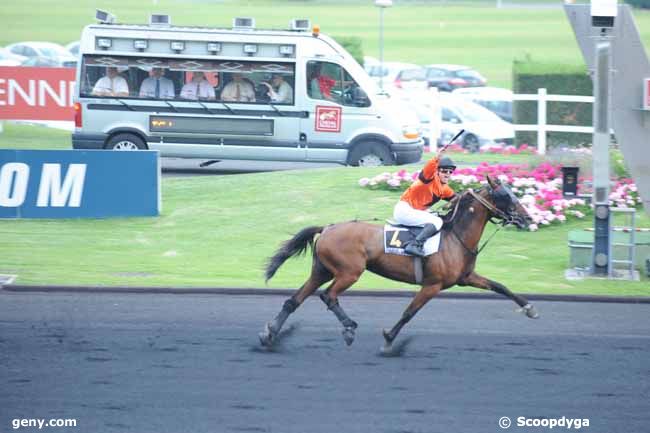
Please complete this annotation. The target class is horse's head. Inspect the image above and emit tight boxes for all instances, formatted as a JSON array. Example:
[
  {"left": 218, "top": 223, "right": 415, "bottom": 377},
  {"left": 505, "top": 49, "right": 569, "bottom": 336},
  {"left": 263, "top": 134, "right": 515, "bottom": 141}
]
[{"left": 485, "top": 175, "right": 532, "bottom": 229}]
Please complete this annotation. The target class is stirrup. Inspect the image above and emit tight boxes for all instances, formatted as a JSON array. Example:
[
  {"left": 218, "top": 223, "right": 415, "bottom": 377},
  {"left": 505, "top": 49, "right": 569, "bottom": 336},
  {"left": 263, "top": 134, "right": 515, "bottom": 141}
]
[{"left": 405, "top": 243, "right": 425, "bottom": 257}]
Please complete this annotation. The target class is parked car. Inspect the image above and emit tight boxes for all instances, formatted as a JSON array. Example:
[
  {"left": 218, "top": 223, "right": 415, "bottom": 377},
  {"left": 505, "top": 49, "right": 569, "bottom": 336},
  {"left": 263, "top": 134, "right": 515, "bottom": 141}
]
[
  {"left": 424, "top": 64, "right": 487, "bottom": 91},
  {"left": 438, "top": 93, "right": 513, "bottom": 152},
  {"left": 65, "top": 40, "right": 80, "bottom": 57},
  {"left": 21, "top": 56, "right": 76, "bottom": 67},
  {"left": 367, "top": 61, "right": 428, "bottom": 95},
  {"left": 6, "top": 41, "right": 77, "bottom": 68},
  {"left": 363, "top": 55, "right": 378, "bottom": 74},
  {"left": 452, "top": 86, "right": 513, "bottom": 122},
  {"left": 0, "top": 47, "right": 26, "bottom": 66}
]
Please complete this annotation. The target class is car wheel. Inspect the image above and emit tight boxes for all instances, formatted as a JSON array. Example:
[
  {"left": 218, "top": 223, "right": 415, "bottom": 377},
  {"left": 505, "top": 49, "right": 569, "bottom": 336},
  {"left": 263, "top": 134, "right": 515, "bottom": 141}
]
[
  {"left": 347, "top": 141, "right": 395, "bottom": 167},
  {"left": 463, "top": 134, "right": 480, "bottom": 153},
  {"left": 106, "top": 133, "right": 146, "bottom": 151}
]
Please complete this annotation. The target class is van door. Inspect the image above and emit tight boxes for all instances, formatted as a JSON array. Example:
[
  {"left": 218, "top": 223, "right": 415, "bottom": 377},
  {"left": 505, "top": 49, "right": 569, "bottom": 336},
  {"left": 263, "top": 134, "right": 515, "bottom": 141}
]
[
  {"left": 300, "top": 60, "right": 373, "bottom": 163},
  {"left": 154, "top": 62, "right": 304, "bottom": 162}
]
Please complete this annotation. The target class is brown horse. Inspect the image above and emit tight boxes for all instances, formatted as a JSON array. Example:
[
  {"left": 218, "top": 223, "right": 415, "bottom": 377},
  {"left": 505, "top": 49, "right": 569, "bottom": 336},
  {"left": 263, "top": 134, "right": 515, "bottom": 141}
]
[{"left": 259, "top": 175, "right": 539, "bottom": 352}]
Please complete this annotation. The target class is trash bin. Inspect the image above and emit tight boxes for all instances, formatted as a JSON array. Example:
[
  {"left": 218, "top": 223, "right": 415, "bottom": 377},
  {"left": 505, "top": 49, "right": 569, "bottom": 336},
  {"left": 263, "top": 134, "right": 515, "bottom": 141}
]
[{"left": 561, "top": 166, "right": 579, "bottom": 197}]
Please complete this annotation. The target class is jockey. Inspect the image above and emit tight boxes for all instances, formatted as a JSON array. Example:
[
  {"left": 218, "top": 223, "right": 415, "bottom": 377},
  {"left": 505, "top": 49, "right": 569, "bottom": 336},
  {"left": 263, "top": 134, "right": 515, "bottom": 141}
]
[{"left": 393, "top": 152, "right": 457, "bottom": 257}]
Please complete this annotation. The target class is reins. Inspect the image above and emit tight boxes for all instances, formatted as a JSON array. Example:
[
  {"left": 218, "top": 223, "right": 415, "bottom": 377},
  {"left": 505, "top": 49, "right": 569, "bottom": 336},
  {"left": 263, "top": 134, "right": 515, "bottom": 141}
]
[{"left": 450, "top": 188, "right": 509, "bottom": 257}]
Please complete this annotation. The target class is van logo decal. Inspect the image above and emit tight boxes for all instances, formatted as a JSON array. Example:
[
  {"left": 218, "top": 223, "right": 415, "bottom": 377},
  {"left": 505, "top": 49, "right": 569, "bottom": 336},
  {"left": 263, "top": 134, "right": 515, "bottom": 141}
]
[{"left": 315, "top": 106, "right": 342, "bottom": 133}]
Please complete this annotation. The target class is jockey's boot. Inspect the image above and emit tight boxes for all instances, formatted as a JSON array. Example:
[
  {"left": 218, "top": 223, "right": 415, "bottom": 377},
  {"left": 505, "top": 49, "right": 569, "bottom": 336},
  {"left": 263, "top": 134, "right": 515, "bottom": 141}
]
[{"left": 404, "top": 224, "right": 439, "bottom": 257}]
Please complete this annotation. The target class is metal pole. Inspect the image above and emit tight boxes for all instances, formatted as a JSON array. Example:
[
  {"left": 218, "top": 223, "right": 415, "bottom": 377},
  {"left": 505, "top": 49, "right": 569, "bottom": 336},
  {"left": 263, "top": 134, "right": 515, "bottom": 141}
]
[
  {"left": 379, "top": 6, "right": 384, "bottom": 91},
  {"left": 591, "top": 41, "right": 612, "bottom": 276}
]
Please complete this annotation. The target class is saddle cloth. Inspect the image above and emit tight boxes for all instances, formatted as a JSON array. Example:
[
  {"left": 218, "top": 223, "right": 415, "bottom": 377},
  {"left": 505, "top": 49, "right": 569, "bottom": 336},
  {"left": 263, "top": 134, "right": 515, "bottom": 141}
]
[{"left": 383, "top": 223, "right": 442, "bottom": 256}]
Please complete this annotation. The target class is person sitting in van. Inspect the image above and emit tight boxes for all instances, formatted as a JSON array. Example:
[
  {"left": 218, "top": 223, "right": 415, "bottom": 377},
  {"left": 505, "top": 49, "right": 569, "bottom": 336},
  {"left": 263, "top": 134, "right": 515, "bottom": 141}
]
[
  {"left": 220, "top": 73, "right": 256, "bottom": 102},
  {"left": 308, "top": 62, "right": 336, "bottom": 101},
  {"left": 260, "top": 74, "right": 293, "bottom": 104},
  {"left": 92, "top": 67, "right": 129, "bottom": 97},
  {"left": 139, "top": 67, "right": 175, "bottom": 99},
  {"left": 180, "top": 71, "right": 216, "bottom": 100}
]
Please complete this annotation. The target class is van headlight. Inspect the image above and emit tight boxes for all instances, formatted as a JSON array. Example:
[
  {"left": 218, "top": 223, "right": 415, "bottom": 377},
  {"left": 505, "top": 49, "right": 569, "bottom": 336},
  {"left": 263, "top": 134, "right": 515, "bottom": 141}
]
[{"left": 402, "top": 125, "right": 420, "bottom": 140}]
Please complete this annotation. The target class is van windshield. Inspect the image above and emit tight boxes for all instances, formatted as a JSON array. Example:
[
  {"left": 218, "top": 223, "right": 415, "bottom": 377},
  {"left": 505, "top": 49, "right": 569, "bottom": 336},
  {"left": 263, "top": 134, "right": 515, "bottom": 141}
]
[{"left": 79, "top": 55, "right": 296, "bottom": 105}]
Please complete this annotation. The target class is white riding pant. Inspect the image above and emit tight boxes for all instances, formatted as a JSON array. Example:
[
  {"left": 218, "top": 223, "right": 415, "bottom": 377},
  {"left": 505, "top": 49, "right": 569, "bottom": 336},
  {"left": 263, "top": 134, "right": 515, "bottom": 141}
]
[{"left": 393, "top": 201, "right": 443, "bottom": 230}]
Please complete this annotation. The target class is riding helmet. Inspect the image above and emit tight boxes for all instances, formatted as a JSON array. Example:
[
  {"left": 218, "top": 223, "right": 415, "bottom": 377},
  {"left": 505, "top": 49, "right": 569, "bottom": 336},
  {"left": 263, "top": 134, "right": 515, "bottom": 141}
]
[{"left": 439, "top": 156, "right": 456, "bottom": 170}]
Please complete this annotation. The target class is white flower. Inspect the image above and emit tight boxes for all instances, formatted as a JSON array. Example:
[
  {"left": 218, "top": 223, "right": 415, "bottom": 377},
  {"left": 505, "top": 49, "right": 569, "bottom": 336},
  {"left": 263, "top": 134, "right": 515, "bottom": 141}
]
[
  {"left": 528, "top": 224, "right": 539, "bottom": 232},
  {"left": 359, "top": 178, "right": 370, "bottom": 187}
]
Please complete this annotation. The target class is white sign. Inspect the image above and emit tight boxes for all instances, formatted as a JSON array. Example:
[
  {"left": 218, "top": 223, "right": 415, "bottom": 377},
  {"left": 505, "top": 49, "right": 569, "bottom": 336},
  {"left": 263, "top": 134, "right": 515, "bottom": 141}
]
[{"left": 591, "top": 0, "right": 618, "bottom": 18}]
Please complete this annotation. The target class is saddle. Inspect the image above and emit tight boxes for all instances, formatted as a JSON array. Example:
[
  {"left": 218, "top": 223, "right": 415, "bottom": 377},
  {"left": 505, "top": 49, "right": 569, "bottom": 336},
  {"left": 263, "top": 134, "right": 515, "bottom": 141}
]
[{"left": 383, "top": 221, "right": 442, "bottom": 257}]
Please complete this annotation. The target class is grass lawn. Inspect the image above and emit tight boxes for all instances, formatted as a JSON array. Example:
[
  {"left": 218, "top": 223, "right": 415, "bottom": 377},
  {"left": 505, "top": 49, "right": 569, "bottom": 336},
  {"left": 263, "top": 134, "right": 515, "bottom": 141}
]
[
  {"left": 0, "top": 1, "right": 649, "bottom": 88},
  {"left": 1, "top": 126, "right": 648, "bottom": 296}
]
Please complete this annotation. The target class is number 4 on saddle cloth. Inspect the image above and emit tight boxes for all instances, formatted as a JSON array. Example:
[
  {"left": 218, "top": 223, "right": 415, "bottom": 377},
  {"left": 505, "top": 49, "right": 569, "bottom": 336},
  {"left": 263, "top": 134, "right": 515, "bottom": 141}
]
[{"left": 383, "top": 223, "right": 442, "bottom": 256}]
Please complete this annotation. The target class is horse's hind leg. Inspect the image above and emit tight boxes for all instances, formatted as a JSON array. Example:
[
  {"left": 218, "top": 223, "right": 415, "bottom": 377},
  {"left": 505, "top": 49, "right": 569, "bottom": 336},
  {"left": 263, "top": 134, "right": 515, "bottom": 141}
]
[
  {"left": 459, "top": 271, "right": 539, "bottom": 319},
  {"left": 259, "top": 262, "right": 332, "bottom": 347},
  {"left": 319, "top": 274, "right": 361, "bottom": 346},
  {"left": 383, "top": 283, "right": 442, "bottom": 352}
]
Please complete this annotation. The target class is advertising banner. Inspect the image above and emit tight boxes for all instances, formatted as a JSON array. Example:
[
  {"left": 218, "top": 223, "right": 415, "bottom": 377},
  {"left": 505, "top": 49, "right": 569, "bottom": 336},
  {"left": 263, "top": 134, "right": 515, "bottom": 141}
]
[
  {"left": 0, "top": 150, "right": 160, "bottom": 218},
  {"left": 0, "top": 66, "right": 76, "bottom": 121}
]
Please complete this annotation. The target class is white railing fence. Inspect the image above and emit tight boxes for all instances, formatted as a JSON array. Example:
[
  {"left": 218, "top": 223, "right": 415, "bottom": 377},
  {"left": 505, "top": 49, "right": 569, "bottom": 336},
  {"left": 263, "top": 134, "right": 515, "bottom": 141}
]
[{"left": 512, "top": 88, "right": 594, "bottom": 155}]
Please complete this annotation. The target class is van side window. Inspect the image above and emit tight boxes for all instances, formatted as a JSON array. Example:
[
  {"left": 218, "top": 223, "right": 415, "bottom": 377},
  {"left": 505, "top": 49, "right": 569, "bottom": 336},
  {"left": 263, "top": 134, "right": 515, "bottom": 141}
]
[
  {"left": 79, "top": 55, "right": 295, "bottom": 105},
  {"left": 307, "top": 60, "right": 369, "bottom": 108}
]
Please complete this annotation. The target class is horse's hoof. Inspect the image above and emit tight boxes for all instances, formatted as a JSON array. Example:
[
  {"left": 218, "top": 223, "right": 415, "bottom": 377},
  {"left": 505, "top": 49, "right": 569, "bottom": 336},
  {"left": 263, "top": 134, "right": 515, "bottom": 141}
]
[
  {"left": 380, "top": 342, "right": 393, "bottom": 355},
  {"left": 382, "top": 328, "right": 393, "bottom": 344},
  {"left": 342, "top": 326, "right": 356, "bottom": 346},
  {"left": 519, "top": 304, "right": 540, "bottom": 319},
  {"left": 259, "top": 324, "right": 275, "bottom": 347}
]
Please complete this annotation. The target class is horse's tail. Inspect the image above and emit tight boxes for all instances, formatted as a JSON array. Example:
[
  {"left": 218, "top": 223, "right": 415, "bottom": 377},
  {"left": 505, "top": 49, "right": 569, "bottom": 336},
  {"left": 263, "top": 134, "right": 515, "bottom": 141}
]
[{"left": 265, "top": 226, "right": 325, "bottom": 283}]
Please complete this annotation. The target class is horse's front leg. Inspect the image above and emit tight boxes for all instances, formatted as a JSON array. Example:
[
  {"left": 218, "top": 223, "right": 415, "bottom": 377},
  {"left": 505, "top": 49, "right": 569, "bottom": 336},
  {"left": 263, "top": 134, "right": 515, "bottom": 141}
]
[
  {"left": 459, "top": 271, "right": 539, "bottom": 319},
  {"left": 382, "top": 283, "right": 442, "bottom": 352}
]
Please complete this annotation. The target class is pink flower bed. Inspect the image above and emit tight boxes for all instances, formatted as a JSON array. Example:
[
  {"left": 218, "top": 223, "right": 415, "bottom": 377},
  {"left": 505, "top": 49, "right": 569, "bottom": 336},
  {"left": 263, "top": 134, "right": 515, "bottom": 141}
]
[
  {"left": 443, "top": 143, "right": 539, "bottom": 155},
  {"left": 359, "top": 162, "right": 642, "bottom": 231}
]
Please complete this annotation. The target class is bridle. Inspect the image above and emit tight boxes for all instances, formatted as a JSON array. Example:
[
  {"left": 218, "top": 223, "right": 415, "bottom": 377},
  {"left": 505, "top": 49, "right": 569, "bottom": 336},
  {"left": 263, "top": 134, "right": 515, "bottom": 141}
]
[
  {"left": 468, "top": 187, "right": 518, "bottom": 226},
  {"left": 450, "top": 186, "right": 517, "bottom": 257}
]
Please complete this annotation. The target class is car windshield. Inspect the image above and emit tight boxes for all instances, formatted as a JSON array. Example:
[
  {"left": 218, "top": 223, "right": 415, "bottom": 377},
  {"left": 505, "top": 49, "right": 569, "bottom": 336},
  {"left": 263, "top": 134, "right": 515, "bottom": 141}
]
[
  {"left": 451, "top": 100, "right": 502, "bottom": 123},
  {"left": 399, "top": 68, "right": 425, "bottom": 81},
  {"left": 456, "top": 69, "right": 482, "bottom": 80},
  {"left": 37, "top": 45, "right": 69, "bottom": 58}
]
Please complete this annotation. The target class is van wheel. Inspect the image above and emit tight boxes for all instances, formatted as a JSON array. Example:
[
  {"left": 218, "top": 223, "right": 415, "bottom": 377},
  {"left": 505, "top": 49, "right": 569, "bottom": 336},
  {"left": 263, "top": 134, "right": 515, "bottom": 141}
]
[
  {"left": 463, "top": 134, "right": 480, "bottom": 153},
  {"left": 348, "top": 141, "right": 395, "bottom": 167},
  {"left": 106, "top": 133, "right": 146, "bottom": 151}
]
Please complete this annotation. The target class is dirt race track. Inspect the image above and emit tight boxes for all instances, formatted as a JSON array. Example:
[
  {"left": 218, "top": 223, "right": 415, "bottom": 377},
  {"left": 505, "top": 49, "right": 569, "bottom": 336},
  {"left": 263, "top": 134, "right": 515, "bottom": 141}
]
[{"left": 1, "top": 290, "right": 649, "bottom": 433}]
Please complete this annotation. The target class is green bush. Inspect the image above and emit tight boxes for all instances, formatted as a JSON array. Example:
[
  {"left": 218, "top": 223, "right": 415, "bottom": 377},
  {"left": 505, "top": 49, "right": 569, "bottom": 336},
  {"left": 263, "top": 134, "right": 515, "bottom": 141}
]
[
  {"left": 626, "top": 0, "right": 650, "bottom": 9},
  {"left": 611, "top": 147, "right": 631, "bottom": 178},
  {"left": 333, "top": 36, "right": 364, "bottom": 66},
  {"left": 512, "top": 60, "right": 593, "bottom": 148}
]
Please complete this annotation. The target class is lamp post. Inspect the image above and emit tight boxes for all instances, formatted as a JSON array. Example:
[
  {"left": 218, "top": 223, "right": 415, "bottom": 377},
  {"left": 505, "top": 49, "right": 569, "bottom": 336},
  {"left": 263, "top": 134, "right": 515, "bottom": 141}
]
[{"left": 375, "top": 0, "right": 392, "bottom": 91}]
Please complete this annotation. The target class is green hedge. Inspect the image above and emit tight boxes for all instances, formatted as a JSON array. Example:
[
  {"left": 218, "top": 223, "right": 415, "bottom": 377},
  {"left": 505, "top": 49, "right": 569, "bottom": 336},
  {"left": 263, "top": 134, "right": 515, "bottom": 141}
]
[
  {"left": 626, "top": 0, "right": 650, "bottom": 9},
  {"left": 512, "top": 60, "right": 593, "bottom": 148},
  {"left": 333, "top": 36, "right": 364, "bottom": 66}
]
